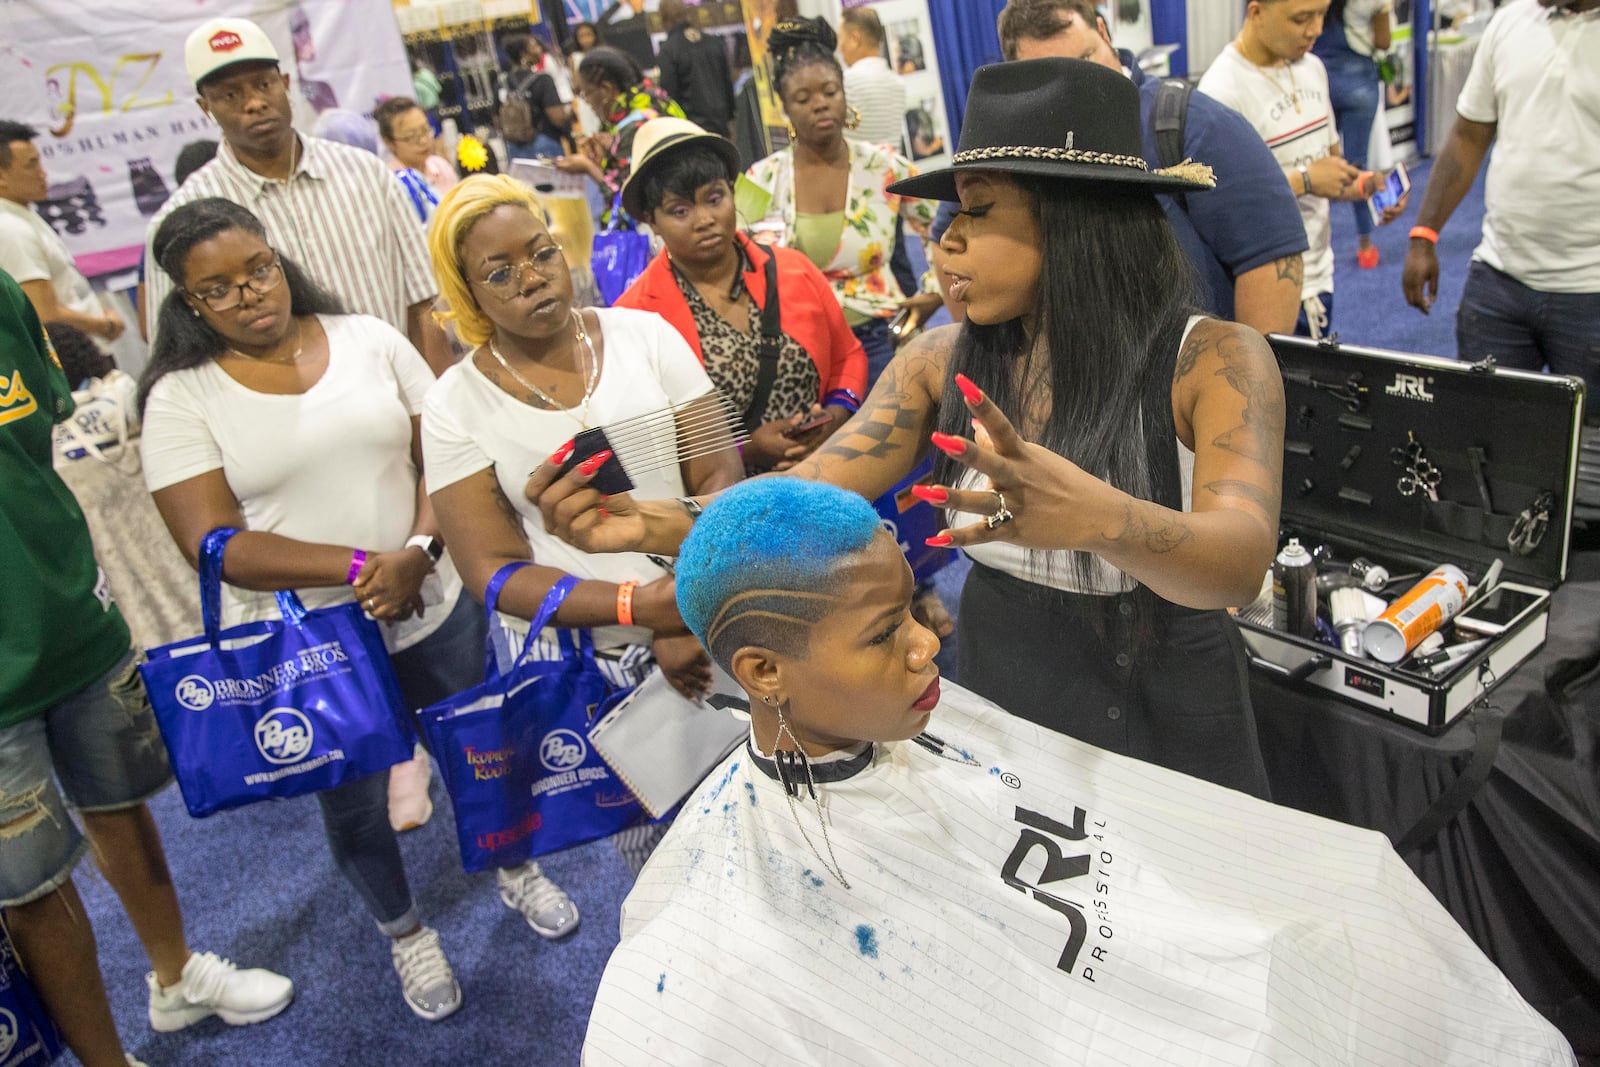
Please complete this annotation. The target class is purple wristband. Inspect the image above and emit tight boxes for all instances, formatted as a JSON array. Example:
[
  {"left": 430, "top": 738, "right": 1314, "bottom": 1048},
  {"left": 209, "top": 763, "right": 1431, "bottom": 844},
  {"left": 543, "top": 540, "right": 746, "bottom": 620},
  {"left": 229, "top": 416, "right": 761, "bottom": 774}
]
[{"left": 346, "top": 549, "right": 367, "bottom": 585}]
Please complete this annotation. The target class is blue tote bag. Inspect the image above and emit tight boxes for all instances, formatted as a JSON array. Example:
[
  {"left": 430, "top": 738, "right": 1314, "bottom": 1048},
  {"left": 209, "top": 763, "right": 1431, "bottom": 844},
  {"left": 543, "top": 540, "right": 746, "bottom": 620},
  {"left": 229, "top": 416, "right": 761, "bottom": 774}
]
[
  {"left": 0, "top": 933, "right": 62, "bottom": 1067},
  {"left": 140, "top": 528, "right": 415, "bottom": 818},
  {"left": 420, "top": 563, "right": 651, "bottom": 872},
  {"left": 591, "top": 188, "right": 650, "bottom": 306}
]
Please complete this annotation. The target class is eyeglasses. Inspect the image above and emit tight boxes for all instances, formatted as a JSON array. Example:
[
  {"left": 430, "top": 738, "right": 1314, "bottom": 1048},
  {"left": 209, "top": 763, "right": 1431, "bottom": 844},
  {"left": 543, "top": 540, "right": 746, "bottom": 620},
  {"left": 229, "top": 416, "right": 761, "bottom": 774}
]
[
  {"left": 476, "top": 246, "right": 566, "bottom": 297},
  {"left": 393, "top": 130, "right": 434, "bottom": 146},
  {"left": 186, "top": 257, "right": 285, "bottom": 311}
]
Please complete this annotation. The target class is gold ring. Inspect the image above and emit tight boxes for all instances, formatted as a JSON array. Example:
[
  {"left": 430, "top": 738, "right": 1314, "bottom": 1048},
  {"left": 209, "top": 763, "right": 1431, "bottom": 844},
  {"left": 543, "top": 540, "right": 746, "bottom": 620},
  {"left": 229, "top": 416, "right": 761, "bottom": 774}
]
[{"left": 985, "top": 491, "right": 1014, "bottom": 531}]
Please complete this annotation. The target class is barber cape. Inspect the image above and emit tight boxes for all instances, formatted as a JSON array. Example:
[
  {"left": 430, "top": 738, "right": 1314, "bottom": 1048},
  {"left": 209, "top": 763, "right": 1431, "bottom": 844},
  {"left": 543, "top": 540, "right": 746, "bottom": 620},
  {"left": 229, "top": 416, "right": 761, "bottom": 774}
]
[{"left": 584, "top": 682, "right": 1573, "bottom": 1066}]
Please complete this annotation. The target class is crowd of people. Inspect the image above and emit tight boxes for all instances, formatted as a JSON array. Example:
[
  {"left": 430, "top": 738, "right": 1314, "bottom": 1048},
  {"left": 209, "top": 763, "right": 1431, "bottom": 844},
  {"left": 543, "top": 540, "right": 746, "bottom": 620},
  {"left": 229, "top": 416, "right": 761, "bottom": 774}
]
[{"left": 1, "top": 0, "right": 1594, "bottom": 1064}]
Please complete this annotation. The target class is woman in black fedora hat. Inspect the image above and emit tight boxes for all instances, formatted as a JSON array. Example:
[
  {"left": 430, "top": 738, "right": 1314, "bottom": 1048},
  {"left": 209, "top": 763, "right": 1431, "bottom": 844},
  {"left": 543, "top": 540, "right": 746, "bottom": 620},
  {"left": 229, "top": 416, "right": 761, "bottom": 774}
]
[{"left": 527, "top": 57, "right": 1285, "bottom": 799}]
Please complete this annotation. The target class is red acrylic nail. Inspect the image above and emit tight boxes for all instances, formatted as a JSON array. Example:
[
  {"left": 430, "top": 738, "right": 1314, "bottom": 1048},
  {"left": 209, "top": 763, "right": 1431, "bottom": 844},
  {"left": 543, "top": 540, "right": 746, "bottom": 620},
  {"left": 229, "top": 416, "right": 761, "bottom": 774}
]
[
  {"left": 954, "top": 373, "right": 984, "bottom": 406},
  {"left": 930, "top": 432, "right": 967, "bottom": 456},
  {"left": 549, "top": 439, "right": 576, "bottom": 466},
  {"left": 925, "top": 534, "right": 954, "bottom": 548},
  {"left": 579, "top": 449, "right": 613, "bottom": 476},
  {"left": 910, "top": 484, "right": 949, "bottom": 505}
]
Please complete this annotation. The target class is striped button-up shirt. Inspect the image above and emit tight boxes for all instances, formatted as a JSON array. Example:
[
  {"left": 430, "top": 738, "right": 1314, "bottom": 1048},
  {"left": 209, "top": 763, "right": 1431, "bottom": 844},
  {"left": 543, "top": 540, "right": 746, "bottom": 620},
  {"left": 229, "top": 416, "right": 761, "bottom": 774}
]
[
  {"left": 843, "top": 56, "right": 906, "bottom": 151},
  {"left": 144, "top": 135, "right": 436, "bottom": 340}
]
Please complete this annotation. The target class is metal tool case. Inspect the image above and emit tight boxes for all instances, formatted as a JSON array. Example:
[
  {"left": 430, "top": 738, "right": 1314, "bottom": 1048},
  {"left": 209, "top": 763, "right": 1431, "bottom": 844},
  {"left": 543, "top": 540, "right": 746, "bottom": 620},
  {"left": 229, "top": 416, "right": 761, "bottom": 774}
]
[{"left": 1239, "top": 336, "right": 1584, "bottom": 732}]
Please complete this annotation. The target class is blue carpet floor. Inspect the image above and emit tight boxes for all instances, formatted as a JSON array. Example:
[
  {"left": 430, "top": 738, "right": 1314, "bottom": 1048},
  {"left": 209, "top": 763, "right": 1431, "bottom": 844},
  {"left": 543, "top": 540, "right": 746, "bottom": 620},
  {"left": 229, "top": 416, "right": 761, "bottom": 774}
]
[
  {"left": 69, "top": 157, "right": 1488, "bottom": 1067},
  {"left": 1319, "top": 156, "right": 1487, "bottom": 358}
]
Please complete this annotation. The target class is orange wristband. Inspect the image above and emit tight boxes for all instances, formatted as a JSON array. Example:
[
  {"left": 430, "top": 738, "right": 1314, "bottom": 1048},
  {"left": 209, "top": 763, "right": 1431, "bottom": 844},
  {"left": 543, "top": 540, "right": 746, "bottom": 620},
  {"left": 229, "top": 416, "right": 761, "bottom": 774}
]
[
  {"left": 616, "top": 580, "right": 638, "bottom": 626},
  {"left": 1409, "top": 226, "right": 1440, "bottom": 244}
]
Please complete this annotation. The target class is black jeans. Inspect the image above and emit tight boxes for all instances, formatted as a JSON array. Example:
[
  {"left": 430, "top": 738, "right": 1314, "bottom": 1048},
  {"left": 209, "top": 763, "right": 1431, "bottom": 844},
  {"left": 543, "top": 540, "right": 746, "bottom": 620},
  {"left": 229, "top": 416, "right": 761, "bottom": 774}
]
[
  {"left": 317, "top": 590, "right": 485, "bottom": 931},
  {"left": 1457, "top": 261, "right": 1600, "bottom": 418}
]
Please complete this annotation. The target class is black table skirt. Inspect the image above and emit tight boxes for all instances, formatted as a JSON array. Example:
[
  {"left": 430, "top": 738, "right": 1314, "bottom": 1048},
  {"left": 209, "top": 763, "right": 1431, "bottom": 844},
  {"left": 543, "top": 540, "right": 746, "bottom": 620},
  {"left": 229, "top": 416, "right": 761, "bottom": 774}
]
[{"left": 1252, "top": 573, "right": 1600, "bottom": 1061}]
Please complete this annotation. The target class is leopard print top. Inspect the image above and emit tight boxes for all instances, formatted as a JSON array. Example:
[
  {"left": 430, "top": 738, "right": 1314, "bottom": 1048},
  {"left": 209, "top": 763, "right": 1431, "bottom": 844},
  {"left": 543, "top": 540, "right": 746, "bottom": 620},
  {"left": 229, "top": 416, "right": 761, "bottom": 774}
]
[{"left": 672, "top": 262, "right": 821, "bottom": 435}]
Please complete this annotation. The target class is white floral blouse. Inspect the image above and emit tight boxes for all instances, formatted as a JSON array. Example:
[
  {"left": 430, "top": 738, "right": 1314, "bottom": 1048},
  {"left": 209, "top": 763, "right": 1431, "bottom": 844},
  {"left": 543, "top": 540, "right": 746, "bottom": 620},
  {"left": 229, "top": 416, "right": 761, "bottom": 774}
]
[{"left": 744, "top": 139, "right": 937, "bottom": 322}]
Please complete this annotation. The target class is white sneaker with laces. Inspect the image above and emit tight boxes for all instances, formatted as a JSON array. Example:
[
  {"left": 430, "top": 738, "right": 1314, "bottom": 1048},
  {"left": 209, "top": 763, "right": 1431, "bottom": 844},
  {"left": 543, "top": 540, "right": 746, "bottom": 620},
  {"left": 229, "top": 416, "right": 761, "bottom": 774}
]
[
  {"left": 387, "top": 744, "right": 434, "bottom": 832},
  {"left": 146, "top": 951, "right": 294, "bottom": 1032},
  {"left": 496, "top": 861, "right": 580, "bottom": 939},
  {"left": 390, "top": 926, "right": 461, "bottom": 1021}
]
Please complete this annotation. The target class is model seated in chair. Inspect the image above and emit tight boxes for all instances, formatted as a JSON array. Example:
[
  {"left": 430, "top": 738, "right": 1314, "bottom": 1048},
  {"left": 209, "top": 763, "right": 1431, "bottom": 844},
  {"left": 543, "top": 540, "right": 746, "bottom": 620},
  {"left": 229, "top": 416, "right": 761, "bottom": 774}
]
[{"left": 582, "top": 478, "right": 1574, "bottom": 1066}]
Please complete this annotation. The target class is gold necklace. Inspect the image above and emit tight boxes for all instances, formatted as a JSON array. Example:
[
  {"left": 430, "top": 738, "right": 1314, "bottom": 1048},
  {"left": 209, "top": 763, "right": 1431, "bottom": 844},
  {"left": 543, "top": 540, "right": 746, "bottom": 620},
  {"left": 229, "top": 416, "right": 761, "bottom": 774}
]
[
  {"left": 230, "top": 318, "right": 304, "bottom": 366},
  {"left": 488, "top": 312, "right": 600, "bottom": 427},
  {"left": 1251, "top": 54, "right": 1301, "bottom": 114}
]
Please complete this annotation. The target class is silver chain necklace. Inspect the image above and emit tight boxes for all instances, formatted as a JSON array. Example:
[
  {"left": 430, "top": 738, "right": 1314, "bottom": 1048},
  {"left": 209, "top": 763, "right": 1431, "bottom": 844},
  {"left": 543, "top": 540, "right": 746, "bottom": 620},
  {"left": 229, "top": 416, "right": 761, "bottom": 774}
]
[
  {"left": 772, "top": 711, "right": 852, "bottom": 890},
  {"left": 488, "top": 311, "right": 599, "bottom": 427}
]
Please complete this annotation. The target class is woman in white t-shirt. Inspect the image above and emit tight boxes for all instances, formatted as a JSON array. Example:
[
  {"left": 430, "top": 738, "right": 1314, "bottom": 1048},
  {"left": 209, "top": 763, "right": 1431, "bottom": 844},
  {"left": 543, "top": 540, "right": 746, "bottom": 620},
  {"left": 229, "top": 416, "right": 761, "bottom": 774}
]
[
  {"left": 422, "top": 175, "right": 743, "bottom": 870},
  {"left": 137, "top": 197, "right": 574, "bottom": 1022}
]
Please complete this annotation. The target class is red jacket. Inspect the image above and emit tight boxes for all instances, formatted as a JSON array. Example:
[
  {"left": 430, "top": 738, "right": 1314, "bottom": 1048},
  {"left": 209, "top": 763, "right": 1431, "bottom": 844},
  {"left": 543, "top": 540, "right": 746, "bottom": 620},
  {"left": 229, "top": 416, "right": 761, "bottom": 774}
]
[{"left": 616, "top": 232, "right": 868, "bottom": 404}]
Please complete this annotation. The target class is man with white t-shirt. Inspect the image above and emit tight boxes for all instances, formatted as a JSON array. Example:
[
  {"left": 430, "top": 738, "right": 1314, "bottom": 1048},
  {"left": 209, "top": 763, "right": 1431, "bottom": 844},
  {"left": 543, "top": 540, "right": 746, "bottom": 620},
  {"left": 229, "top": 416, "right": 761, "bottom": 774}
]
[
  {"left": 1199, "top": 0, "right": 1405, "bottom": 338},
  {"left": 1402, "top": 0, "right": 1600, "bottom": 412},
  {"left": 0, "top": 121, "right": 125, "bottom": 346}
]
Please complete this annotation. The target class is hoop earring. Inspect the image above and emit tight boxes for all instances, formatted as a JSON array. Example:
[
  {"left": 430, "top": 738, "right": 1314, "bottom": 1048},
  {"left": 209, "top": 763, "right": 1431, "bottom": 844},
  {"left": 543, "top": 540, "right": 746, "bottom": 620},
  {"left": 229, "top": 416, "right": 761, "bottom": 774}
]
[
  {"left": 784, "top": 120, "right": 796, "bottom": 140},
  {"left": 846, "top": 105, "right": 862, "bottom": 131}
]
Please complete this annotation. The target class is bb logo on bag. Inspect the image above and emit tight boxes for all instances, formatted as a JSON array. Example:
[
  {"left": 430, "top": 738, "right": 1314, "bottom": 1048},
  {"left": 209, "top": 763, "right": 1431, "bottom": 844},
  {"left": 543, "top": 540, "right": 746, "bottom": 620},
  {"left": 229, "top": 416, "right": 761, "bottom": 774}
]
[
  {"left": 255, "top": 708, "right": 314, "bottom": 764},
  {"left": 539, "top": 729, "right": 587, "bottom": 772},
  {"left": 0, "top": 1007, "right": 17, "bottom": 1060},
  {"left": 175, "top": 674, "right": 216, "bottom": 711}
]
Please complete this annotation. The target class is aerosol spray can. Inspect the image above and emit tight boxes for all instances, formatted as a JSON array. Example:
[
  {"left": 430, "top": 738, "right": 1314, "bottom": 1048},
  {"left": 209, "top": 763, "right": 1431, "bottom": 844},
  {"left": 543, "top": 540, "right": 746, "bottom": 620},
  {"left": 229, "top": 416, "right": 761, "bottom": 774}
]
[
  {"left": 1272, "top": 538, "right": 1317, "bottom": 637},
  {"left": 1362, "top": 564, "right": 1469, "bottom": 664}
]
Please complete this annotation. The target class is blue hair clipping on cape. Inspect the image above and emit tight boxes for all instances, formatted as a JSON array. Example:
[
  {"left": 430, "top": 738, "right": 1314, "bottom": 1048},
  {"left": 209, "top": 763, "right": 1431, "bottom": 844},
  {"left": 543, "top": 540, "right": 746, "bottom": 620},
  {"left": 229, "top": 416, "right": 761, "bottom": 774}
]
[{"left": 676, "top": 478, "right": 883, "bottom": 641}]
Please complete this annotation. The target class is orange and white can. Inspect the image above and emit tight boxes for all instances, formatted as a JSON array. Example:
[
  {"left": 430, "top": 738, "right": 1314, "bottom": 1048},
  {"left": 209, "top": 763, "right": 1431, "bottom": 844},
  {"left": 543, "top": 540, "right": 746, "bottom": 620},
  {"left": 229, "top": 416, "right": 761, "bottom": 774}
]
[{"left": 1362, "top": 565, "right": 1470, "bottom": 664}]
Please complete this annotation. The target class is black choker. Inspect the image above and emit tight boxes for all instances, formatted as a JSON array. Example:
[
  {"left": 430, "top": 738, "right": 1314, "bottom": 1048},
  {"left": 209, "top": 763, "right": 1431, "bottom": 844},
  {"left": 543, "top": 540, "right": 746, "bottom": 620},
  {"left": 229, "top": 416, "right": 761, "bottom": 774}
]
[{"left": 746, "top": 740, "right": 875, "bottom": 796}]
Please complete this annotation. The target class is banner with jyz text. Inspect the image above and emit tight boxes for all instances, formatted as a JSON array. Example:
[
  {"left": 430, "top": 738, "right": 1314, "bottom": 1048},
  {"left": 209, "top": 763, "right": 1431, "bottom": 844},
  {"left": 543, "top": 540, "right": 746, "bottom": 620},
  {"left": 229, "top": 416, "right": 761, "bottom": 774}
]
[{"left": 0, "top": 0, "right": 412, "bottom": 278}]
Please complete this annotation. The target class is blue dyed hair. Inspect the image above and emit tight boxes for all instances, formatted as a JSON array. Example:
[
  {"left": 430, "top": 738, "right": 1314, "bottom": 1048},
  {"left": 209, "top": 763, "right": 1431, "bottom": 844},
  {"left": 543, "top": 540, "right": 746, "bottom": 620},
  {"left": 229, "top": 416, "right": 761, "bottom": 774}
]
[{"left": 676, "top": 479, "right": 883, "bottom": 670}]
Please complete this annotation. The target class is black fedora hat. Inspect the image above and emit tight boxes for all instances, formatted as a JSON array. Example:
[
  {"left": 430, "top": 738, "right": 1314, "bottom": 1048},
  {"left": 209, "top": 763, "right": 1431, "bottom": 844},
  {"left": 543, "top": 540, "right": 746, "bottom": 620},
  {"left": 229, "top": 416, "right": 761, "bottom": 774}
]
[{"left": 887, "top": 57, "right": 1214, "bottom": 202}]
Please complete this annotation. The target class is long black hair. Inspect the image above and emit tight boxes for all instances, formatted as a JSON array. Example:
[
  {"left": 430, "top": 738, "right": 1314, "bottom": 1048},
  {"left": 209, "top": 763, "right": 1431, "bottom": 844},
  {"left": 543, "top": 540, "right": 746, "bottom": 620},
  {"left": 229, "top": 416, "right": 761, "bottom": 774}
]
[
  {"left": 768, "top": 17, "right": 842, "bottom": 99},
  {"left": 139, "top": 197, "right": 344, "bottom": 411},
  {"left": 932, "top": 175, "right": 1200, "bottom": 608}
]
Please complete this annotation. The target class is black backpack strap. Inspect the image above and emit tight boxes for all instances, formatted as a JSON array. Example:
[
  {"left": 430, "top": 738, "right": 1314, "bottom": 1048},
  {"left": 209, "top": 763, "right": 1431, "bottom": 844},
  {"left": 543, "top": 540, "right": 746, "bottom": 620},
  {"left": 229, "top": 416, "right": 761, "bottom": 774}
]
[
  {"left": 742, "top": 250, "right": 783, "bottom": 433},
  {"left": 1153, "top": 78, "right": 1192, "bottom": 212}
]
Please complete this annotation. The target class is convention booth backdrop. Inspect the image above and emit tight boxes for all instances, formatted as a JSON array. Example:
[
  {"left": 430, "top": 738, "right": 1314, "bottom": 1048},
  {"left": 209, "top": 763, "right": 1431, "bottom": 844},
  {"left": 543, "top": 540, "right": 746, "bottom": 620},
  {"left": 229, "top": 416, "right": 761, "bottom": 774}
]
[{"left": 0, "top": 0, "right": 412, "bottom": 279}]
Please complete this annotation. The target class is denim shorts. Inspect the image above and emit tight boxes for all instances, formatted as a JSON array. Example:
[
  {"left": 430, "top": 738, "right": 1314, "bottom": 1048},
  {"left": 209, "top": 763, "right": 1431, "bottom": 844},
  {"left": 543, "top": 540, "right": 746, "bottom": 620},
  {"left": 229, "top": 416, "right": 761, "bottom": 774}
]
[{"left": 0, "top": 649, "right": 173, "bottom": 907}]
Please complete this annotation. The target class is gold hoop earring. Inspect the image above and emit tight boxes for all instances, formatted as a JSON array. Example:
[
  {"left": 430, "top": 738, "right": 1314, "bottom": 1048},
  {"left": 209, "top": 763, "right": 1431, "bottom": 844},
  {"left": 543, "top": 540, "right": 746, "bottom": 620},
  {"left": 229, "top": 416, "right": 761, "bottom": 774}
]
[
  {"left": 846, "top": 105, "right": 862, "bottom": 131},
  {"left": 784, "top": 120, "right": 796, "bottom": 140}
]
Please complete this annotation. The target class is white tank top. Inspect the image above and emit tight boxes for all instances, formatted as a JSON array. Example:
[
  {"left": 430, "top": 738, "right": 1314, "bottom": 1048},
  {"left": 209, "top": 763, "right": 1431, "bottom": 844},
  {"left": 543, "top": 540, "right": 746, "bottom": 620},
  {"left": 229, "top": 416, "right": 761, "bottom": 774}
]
[{"left": 955, "top": 315, "right": 1203, "bottom": 596}]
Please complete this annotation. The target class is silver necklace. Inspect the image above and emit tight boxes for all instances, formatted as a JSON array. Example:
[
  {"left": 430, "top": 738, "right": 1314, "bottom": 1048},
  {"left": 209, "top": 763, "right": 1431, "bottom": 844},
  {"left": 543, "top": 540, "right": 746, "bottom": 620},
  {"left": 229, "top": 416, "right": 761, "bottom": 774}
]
[
  {"left": 488, "top": 312, "right": 599, "bottom": 426},
  {"left": 772, "top": 710, "right": 852, "bottom": 890}
]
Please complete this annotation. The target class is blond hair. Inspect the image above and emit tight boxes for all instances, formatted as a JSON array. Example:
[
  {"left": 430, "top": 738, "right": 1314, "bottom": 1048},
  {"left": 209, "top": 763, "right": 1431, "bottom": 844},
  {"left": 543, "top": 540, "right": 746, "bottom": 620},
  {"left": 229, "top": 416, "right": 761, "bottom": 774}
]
[{"left": 427, "top": 173, "right": 546, "bottom": 348}]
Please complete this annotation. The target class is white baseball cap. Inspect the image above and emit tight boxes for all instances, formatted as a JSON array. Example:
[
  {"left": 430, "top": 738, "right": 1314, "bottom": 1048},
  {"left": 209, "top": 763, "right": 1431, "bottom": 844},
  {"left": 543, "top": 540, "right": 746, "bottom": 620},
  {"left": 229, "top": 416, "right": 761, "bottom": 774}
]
[{"left": 185, "top": 18, "right": 280, "bottom": 89}]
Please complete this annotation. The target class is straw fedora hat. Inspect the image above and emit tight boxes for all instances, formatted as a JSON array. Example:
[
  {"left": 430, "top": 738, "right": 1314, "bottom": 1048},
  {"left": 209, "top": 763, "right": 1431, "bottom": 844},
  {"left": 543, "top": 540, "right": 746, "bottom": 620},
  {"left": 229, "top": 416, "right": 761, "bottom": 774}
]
[
  {"left": 620, "top": 117, "right": 742, "bottom": 219},
  {"left": 887, "top": 57, "right": 1214, "bottom": 202}
]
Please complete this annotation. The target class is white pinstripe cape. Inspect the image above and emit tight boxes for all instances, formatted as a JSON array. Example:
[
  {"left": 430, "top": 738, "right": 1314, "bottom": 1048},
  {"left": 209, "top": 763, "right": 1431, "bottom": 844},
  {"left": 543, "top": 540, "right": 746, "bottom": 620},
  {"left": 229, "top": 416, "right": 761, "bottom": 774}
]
[{"left": 584, "top": 683, "right": 1572, "bottom": 1066}]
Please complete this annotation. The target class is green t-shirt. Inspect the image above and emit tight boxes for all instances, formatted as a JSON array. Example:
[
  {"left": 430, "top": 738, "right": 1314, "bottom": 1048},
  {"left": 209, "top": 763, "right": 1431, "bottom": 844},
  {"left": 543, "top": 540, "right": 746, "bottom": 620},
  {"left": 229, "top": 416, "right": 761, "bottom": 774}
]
[{"left": 0, "top": 269, "right": 130, "bottom": 728}]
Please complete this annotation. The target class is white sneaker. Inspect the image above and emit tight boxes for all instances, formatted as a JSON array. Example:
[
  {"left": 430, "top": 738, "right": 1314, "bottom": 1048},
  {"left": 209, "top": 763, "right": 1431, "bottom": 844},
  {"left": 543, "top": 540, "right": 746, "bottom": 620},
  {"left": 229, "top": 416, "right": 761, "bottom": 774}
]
[
  {"left": 390, "top": 926, "right": 461, "bottom": 1021},
  {"left": 127, "top": 1056, "right": 151, "bottom": 1067},
  {"left": 496, "top": 861, "right": 580, "bottom": 940},
  {"left": 388, "top": 744, "right": 434, "bottom": 832},
  {"left": 146, "top": 951, "right": 294, "bottom": 1032}
]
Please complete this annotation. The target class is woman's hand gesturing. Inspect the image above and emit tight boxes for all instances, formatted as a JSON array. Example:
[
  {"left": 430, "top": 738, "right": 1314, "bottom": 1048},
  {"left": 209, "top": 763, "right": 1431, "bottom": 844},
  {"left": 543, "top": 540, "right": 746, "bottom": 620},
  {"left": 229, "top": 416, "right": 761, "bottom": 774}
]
[{"left": 913, "top": 373, "right": 1112, "bottom": 553}]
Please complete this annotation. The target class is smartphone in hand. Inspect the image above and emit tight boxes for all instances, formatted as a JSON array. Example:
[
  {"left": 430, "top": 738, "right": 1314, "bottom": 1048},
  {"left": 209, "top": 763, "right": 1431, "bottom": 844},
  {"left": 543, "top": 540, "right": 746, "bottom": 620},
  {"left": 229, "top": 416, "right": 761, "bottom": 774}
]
[
  {"left": 786, "top": 409, "right": 835, "bottom": 437},
  {"left": 1367, "top": 161, "right": 1410, "bottom": 225}
]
